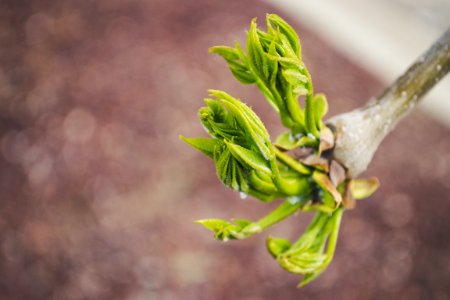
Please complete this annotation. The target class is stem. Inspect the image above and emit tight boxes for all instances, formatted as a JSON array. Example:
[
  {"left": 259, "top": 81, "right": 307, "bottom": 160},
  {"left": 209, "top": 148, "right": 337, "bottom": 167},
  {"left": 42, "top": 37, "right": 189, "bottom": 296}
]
[
  {"left": 298, "top": 208, "right": 343, "bottom": 287},
  {"left": 253, "top": 200, "right": 302, "bottom": 229},
  {"left": 328, "top": 28, "right": 450, "bottom": 177},
  {"left": 274, "top": 147, "right": 311, "bottom": 175},
  {"left": 239, "top": 200, "right": 302, "bottom": 238}
]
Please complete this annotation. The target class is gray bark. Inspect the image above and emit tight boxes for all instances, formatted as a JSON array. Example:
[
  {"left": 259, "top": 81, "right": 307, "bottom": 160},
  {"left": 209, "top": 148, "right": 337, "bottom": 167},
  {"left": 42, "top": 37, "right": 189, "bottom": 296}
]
[{"left": 328, "top": 28, "right": 450, "bottom": 177}]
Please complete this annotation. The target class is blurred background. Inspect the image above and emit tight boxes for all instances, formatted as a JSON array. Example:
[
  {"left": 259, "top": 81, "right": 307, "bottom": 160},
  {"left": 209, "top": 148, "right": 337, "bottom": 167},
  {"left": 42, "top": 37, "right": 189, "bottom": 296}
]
[{"left": 0, "top": 0, "right": 449, "bottom": 299}]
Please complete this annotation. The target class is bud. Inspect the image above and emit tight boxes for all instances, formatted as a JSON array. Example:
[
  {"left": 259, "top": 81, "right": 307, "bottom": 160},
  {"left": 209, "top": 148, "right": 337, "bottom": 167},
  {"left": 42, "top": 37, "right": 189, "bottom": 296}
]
[
  {"left": 267, "top": 208, "right": 343, "bottom": 286},
  {"left": 183, "top": 90, "right": 281, "bottom": 201}
]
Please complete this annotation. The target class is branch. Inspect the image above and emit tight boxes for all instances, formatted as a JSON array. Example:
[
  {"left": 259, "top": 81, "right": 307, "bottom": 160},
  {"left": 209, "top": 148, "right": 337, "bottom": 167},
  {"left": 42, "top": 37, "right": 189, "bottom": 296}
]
[{"left": 328, "top": 28, "right": 450, "bottom": 177}]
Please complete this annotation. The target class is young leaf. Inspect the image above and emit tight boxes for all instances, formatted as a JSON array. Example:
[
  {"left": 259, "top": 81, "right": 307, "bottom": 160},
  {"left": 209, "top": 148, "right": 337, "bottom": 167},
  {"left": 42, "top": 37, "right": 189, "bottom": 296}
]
[
  {"left": 195, "top": 219, "right": 241, "bottom": 241},
  {"left": 248, "top": 170, "right": 278, "bottom": 195},
  {"left": 274, "top": 147, "right": 311, "bottom": 175},
  {"left": 212, "top": 90, "right": 273, "bottom": 160},
  {"left": 267, "top": 14, "right": 301, "bottom": 56},
  {"left": 229, "top": 64, "right": 257, "bottom": 84},
  {"left": 267, "top": 236, "right": 292, "bottom": 258},
  {"left": 225, "top": 141, "right": 271, "bottom": 174},
  {"left": 209, "top": 46, "right": 256, "bottom": 84},
  {"left": 179, "top": 136, "right": 219, "bottom": 158},
  {"left": 312, "top": 93, "right": 328, "bottom": 130},
  {"left": 247, "top": 18, "right": 268, "bottom": 79},
  {"left": 282, "top": 69, "right": 308, "bottom": 95},
  {"left": 209, "top": 46, "right": 240, "bottom": 62},
  {"left": 304, "top": 95, "right": 319, "bottom": 138},
  {"left": 232, "top": 219, "right": 252, "bottom": 228},
  {"left": 274, "top": 131, "right": 299, "bottom": 151}
]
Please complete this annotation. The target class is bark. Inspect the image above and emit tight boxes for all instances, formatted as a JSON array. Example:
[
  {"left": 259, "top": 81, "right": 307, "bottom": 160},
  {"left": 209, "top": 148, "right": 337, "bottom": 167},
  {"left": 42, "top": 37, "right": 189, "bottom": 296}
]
[{"left": 328, "top": 28, "right": 450, "bottom": 177}]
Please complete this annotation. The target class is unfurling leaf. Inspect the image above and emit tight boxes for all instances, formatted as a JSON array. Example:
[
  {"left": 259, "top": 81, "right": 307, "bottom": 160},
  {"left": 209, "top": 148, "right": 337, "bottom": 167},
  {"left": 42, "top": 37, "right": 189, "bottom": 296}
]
[
  {"left": 195, "top": 219, "right": 242, "bottom": 241},
  {"left": 312, "top": 93, "right": 328, "bottom": 130},
  {"left": 266, "top": 14, "right": 301, "bottom": 56},
  {"left": 225, "top": 142, "right": 271, "bottom": 174},
  {"left": 267, "top": 236, "right": 292, "bottom": 257},
  {"left": 209, "top": 46, "right": 256, "bottom": 84},
  {"left": 210, "top": 14, "right": 317, "bottom": 133},
  {"left": 268, "top": 208, "right": 344, "bottom": 285},
  {"left": 274, "top": 131, "right": 300, "bottom": 151},
  {"left": 196, "top": 200, "right": 304, "bottom": 241},
  {"left": 179, "top": 136, "right": 218, "bottom": 158}
]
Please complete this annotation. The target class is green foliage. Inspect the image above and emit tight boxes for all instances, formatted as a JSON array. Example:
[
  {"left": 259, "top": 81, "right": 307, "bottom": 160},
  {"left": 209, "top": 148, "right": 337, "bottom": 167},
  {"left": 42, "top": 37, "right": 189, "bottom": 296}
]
[
  {"left": 209, "top": 14, "right": 320, "bottom": 135},
  {"left": 268, "top": 208, "right": 343, "bottom": 286},
  {"left": 196, "top": 200, "right": 304, "bottom": 241},
  {"left": 181, "top": 14, "right": 379, "bottom": 286}
]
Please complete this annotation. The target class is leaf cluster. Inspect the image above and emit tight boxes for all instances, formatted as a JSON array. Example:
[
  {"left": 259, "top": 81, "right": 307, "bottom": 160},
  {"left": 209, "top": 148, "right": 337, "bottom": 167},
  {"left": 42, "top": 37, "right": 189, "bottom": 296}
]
[
  {"left": 210, "top": 15, "right": 327, "bottom": 139},
  {"left": 181, "top": 14, "right": 379, "bottom": 286}
]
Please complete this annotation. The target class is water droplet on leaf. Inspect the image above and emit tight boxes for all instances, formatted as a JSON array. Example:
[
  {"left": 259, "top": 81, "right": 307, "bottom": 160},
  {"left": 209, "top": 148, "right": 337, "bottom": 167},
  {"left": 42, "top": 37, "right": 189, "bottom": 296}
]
[{"left": 287, "top": 195, "right": 304, "bottom": 204}]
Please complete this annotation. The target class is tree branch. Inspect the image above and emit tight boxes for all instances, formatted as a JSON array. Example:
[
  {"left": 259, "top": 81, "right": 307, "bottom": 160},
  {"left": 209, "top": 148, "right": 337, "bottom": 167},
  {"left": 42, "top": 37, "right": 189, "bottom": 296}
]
[{"left": 328, "top": 28, "right": 450, "bottom": 177}]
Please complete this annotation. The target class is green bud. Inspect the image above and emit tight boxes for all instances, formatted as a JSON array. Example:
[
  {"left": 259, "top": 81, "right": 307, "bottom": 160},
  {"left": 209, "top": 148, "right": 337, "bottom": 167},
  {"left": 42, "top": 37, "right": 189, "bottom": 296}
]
[
  {"left": 268, "top": 208, "right": 343, "bottom": 285},
  {"left": 266, "top": 14, "right": 301, "bottom": 56}
]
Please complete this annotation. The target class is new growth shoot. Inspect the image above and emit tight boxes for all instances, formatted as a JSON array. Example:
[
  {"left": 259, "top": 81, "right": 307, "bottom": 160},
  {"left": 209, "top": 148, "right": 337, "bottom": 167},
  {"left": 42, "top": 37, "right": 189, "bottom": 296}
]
[{"left": 181, "top": 14, "right": 450, "bottom": 286}]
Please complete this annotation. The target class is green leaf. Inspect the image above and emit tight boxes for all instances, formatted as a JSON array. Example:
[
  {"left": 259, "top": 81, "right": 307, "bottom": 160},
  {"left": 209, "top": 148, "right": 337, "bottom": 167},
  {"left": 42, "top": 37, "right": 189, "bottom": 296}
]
[
  {"left": 299, "top": 271, "right": 324, "bottom": 287},
  {"left": 195, "top": 219, "right": 241, "bottom": 241},
  {"left": 269, "top": 209, "right": 343, "bottom": 284},
  {"left": 267, "top": 236, "right": 292, "bottom": 258},
  {"left": 210, "top": 46, "right": 256, "bottom": 84},
  {"left": 199, "top": 99, "right": 239, "bottom": 140},
  {"left": 232, "top": 219, "right": 252, "bottom": 228},
  {"left": 282, "top": 69, "right": 309, "bottom": 95},
  {"left": 233, "top": 41, "right": 248, "bottom": 63},
  {"left": 214, "top": 147, "right": 233, "bottom": 187},
  {"left": 229, "top": 64, "right": 256, "bottom": 84},
  {"left": 305, "top": 94, "right": 319, "bottom": 138},
  {"left": 274, "top": 131, "right": 298, "bottom": 150},
  {"left": 275, "top": 148, "right": 312, "bottom": 175},
  {"left": 265, "top": 54, "right": 303, "bottom": 68},
  {"left": 180, "top": 136, "right": 218, "bottom": 158},
  {"left": 211, "top": 90, "right": 274, "bottom": 160},
  {"left": 266, "top": 39, "right": 279, "bottom": 86},
  {"left": 248, "top": 170, "right": 278, "bottom": 195},
  {"left": 208, "top": 14, "right": 319, "bottom": 133},
  {"left": 198, "top": 200, "right": 305, "bottom": 241},
  {"left": 312, "top": 93, "right": 328, "bottom": 130},
  {"left": 247, "top": 18, "right": 267, "bottom": 79},
  {"left": 278, "top": 252, "right": 327, "bottom": 274},
  {"left": 225, "top": 141, "right": 271, "bottom": 174},
  {"left": 281, "top": 176, "right": 311, "bottom": 195},
  {"left": 209, "top": 45, "right": 240, "bottom": 62},
  {"left": 195, "top": 219, "right": 231, "bottom": 232},
  {"left": 267, "top": 14, "right": 301, "bottom": 56}
]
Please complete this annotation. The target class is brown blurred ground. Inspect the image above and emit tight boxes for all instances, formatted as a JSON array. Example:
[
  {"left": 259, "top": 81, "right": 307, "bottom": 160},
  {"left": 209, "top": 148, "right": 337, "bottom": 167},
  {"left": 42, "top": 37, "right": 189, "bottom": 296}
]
[{"left": 0, "top": 0, "right": 450, "bottom": 299}]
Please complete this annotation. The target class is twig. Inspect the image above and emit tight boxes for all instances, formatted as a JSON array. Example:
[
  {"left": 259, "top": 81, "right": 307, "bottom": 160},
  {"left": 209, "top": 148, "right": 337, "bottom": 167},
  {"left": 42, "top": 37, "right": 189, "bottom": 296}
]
[{"left": 329, "top": 28, "right": 450, "bottom": 177}]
